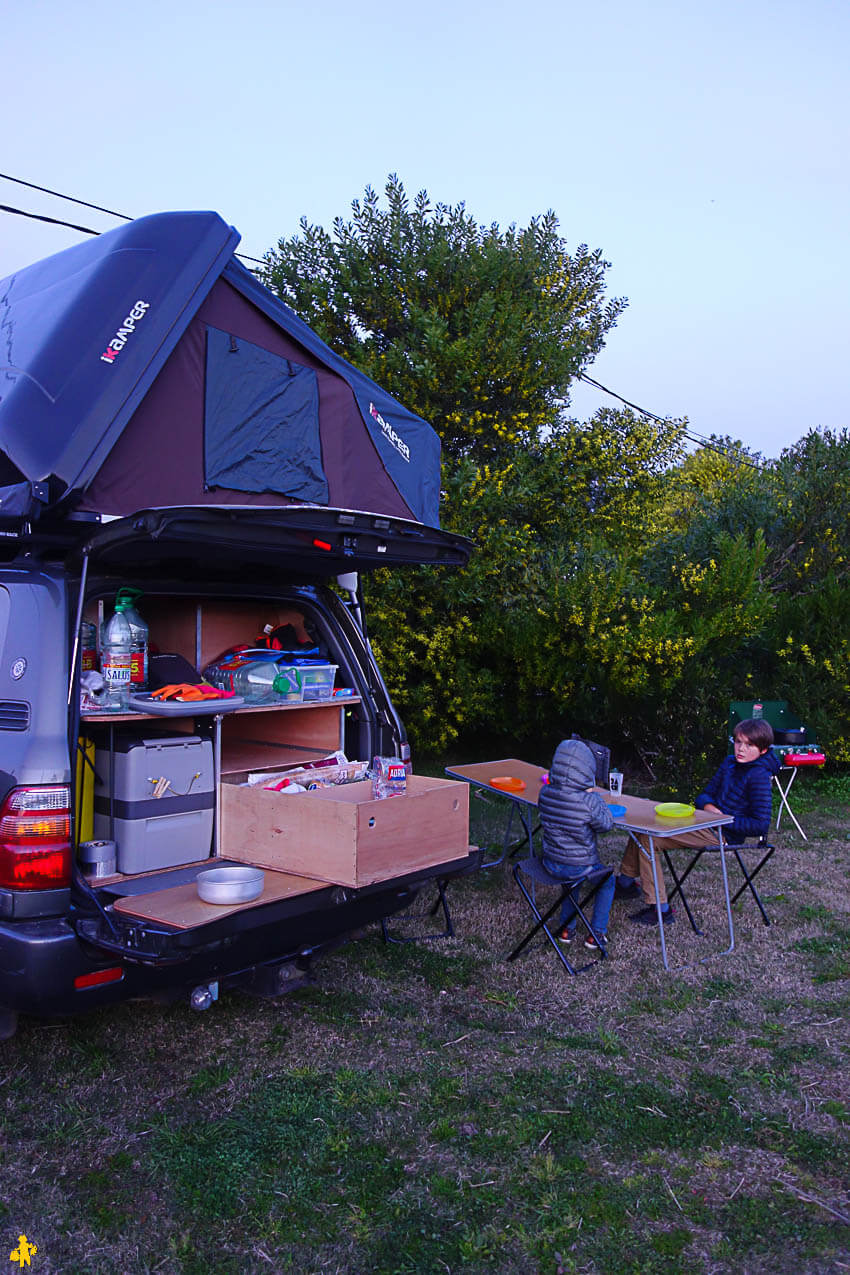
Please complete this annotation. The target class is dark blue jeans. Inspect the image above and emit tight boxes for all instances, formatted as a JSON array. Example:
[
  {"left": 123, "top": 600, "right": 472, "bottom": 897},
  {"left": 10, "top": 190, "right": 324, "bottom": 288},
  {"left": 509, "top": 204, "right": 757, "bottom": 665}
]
[{"left": 541, "top": 857, "right": 615, "bottom": 936}]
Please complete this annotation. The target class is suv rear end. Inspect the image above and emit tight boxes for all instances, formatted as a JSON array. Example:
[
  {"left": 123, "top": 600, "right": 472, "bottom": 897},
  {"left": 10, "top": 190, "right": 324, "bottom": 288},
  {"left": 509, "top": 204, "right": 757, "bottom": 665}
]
[
  {"left": 0, "top": 507, "right": 474, "bottom": 1040},
  {"left": 0, "top": 211, "right": 475, "bottom": 1039}
]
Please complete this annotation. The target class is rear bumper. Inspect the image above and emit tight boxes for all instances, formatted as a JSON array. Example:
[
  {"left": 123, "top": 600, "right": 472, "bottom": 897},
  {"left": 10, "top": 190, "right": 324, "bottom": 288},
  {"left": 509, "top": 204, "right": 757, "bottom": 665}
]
[
  {"left": 0, "top": 914, "right": 115, "bottom": 1016},
  {"left": 0, "top": 850, "right": 481, "bottom": 1018}
]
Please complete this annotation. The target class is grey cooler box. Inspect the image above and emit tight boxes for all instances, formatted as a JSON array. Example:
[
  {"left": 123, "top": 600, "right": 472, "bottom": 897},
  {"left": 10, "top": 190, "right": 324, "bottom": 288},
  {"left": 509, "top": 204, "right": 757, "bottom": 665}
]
[{"left": 94, "top": 733, "right": 215, "bottom": 874}]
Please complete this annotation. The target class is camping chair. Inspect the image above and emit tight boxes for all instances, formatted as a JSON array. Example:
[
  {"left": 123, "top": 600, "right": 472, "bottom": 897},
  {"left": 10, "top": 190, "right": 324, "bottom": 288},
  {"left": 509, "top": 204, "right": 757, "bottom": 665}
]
[
  {"left": 507, "top": 858, "right": 613, "bottom": 975},
  {"left": 664, "top": 837, "right": 776, "bottom": 928}
]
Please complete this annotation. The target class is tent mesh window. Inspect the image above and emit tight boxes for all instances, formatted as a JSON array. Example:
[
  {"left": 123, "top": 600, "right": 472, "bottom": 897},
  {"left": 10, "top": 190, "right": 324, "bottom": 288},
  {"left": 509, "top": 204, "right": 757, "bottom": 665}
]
[{"left": 204, "top": 327, "right": 328, "bottom": 502}]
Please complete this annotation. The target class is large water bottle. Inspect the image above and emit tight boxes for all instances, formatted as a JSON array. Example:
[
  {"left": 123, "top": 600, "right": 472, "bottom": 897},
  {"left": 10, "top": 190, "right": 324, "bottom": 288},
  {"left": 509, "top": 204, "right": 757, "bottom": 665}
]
[
  {"left": 100, "top": 606, "right": 132, "bottom": 710},
  {"left": 115, "top": 588, "right": 149, "bottom": 690},
  {"left": 230, "top": 659, "right": 284, "bottom": 703}
]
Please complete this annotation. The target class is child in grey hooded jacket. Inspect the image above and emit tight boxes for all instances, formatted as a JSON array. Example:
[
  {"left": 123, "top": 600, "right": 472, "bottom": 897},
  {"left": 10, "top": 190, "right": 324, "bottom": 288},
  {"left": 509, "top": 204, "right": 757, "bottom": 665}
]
[{"left": 537, "top": 738, "right": 616, "bottom": 949}]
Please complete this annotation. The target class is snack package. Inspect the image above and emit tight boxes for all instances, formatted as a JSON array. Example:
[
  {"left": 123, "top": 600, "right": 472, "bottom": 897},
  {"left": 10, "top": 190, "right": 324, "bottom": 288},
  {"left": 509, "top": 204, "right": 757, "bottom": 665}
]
[{"left": 371, "top": 756, "right": 406, "bottom": 799}]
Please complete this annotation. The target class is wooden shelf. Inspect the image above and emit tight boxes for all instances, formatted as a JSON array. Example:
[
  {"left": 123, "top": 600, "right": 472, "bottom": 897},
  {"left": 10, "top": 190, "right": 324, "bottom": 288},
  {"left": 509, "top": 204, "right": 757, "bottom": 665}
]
[{"left": 81, "top": 696, "right": 359, "bottom": 725}]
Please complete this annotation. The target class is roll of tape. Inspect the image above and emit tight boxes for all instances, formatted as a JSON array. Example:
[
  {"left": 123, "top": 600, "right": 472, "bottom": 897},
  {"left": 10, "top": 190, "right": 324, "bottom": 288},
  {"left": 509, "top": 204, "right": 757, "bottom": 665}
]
[{"left": 79, "top": 839, "right": 117, "bottom": 876}]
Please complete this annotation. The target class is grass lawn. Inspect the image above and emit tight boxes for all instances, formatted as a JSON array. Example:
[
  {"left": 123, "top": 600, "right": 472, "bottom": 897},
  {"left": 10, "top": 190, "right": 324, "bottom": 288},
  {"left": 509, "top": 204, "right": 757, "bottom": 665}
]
[{"left": 1, "top": 769, "right": 849, "bottom": 1273}]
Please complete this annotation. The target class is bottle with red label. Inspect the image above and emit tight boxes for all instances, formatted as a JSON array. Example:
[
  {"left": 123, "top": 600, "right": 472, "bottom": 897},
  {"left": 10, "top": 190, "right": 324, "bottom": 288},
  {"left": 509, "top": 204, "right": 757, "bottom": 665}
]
[
  {"left": 80, "top": 620, "right": 97, "bottom": 672},
  {"left": 115, "top": 588, "right": 149, "bottom": 690},
  {"left": 101, "top": 605, "right": 132, "bottom": 709}
]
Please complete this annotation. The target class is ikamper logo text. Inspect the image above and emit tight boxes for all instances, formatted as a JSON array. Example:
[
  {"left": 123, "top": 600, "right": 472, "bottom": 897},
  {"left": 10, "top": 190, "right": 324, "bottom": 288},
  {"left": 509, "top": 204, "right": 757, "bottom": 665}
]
[{"left": 99, "top": 300, "right": 150, "bottom": 364}]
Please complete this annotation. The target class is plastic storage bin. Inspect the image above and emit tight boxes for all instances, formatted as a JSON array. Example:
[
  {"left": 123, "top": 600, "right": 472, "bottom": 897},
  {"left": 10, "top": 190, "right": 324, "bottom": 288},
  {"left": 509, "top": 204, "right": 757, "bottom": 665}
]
[{"left": 298, "top": 663, "right": 338, "bottom": 701}]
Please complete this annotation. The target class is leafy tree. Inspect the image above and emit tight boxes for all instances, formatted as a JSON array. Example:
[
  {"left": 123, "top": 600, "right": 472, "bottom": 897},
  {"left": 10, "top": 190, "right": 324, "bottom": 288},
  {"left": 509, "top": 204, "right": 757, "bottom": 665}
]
[
  {"left": 263, "top": 179, "right": 847, "bottom": 773},
  {"left": 262, "top": 175, "right": 626, "bottom": 460}
]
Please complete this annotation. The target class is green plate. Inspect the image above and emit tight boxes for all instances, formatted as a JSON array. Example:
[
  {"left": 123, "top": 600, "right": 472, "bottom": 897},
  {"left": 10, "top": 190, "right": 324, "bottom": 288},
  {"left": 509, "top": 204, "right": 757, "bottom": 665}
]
[{"left": 654, "top": 801, "right": 696, "bottom": 819}]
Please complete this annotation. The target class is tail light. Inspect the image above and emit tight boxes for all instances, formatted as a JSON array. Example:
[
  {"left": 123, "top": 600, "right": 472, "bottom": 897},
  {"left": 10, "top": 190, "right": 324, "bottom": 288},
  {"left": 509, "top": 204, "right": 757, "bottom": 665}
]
[{"left": 0, "top": 786, "right": 72, "bottom": 889}]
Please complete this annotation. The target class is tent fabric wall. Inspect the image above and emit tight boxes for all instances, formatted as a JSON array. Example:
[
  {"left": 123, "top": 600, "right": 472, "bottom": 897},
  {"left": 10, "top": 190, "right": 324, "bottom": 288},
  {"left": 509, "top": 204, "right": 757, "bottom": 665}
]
[
  {"left": 81, "top": 279, "right": 417, "bottom": 521},
  {"left": 222, "top": 260, "right": 442, "bottom": 529}
]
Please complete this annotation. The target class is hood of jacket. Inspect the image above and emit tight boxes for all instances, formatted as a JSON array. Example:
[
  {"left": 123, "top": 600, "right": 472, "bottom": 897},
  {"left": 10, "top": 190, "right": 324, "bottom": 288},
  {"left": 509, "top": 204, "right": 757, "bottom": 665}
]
[{"left": 548, "top": 739, "right": 597, "bottom": 792}]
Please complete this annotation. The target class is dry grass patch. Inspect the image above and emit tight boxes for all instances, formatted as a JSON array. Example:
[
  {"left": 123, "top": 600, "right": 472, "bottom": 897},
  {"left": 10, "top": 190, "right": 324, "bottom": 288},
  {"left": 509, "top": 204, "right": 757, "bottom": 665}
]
[{"left": 0, "top": 785, "right": 848, "bottom": 1272}]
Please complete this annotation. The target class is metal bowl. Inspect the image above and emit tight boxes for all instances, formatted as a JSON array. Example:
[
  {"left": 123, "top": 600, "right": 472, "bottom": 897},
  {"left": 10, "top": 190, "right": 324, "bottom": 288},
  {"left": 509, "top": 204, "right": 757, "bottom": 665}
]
[{"left": 197, "top": 866, "right": 265, "bottom": 905}]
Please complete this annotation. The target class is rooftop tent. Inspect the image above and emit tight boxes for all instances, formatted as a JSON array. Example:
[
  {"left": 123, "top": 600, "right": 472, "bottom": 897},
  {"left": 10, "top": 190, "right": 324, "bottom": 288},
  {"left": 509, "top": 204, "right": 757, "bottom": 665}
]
[{"left": 0, "top": 211, "right": 442, "bottom": 528}]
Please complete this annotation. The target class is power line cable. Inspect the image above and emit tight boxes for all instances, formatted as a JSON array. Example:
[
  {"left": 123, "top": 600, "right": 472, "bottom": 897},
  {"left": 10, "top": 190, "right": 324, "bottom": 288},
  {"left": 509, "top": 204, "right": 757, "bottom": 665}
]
[
  {"left": 0, "top": 173, "right": 770, "bottom": 458},
  {"left": 0, "top": 171, "right": 131, "bottom": 221},
  {"left": 578, "top": 372, "right": 762, "bottom": 469},
  {"left": 0, "top": 174, "right": 266, "bottom": 266},
  {"left": 0, "top": 203, "right": 102, "bottom": 236}
]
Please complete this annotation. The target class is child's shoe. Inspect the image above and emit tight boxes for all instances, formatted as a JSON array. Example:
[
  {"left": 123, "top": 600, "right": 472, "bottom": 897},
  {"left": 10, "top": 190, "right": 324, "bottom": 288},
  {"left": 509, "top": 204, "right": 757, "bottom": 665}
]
[
  {"left": 629, "top": 904, "right": 675, "bottom": 927},
  {"left": 584, "top": 932, "right": 607, "bottom": 951},
  {"left": 557, "top": 927, "right": 575, "bottom": 944}
]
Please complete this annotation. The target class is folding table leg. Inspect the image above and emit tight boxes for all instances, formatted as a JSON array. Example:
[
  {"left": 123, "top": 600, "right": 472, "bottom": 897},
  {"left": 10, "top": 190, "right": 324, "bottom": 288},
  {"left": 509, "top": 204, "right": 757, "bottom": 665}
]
[
  {"left": 644, "top": 837, "right": 670, "bottom": 970},
  {"left": 479, "top": 794, "right": 537, "bottom": 868},
  {"left": 380, "top": 879, "right": 454, "bottom": 944},
  {"left": 641, "top": 835, "right": 735, "bottom": 972}
]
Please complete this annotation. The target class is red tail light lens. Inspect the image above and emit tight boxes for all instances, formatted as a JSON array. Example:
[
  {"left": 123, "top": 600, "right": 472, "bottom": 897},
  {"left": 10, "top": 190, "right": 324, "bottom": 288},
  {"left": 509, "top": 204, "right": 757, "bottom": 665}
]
[{"left": 0, "top": 786, "right": 72, "bottom": 889}]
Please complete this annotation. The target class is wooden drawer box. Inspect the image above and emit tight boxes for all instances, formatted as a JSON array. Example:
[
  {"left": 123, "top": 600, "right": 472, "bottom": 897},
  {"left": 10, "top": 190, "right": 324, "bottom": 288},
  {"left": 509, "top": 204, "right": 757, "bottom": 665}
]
[{"left": 220, "top": 774, "right": 469, "bottom": 887}]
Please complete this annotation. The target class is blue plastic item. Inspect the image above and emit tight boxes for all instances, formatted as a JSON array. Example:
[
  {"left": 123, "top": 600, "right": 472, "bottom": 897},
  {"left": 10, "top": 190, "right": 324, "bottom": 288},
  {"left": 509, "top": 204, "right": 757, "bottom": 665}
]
[{"left": 606, "top": 802, "right": 627, "bottom": 817}]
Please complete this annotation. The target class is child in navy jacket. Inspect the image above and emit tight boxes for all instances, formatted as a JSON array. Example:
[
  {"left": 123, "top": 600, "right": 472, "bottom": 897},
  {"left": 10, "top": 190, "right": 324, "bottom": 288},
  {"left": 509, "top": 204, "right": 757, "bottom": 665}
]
[{"left": 617, "top": 718, "right": 780, "bottom": 926}]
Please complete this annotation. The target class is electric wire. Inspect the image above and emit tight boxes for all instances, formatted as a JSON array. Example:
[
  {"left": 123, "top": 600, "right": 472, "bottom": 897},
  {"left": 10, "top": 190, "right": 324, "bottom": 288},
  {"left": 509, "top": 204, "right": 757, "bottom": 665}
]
[
  {"left": 0, "top": 174, "right": 266, "bottom": 265},
  {"left": 0, "top": 203, "right": 102, "bottom": 236},
  {"left": 0, "top": 170, "right": 131, "bottom": 221},
  {"left": 0, "top": 174, "right": 765, "bottom": 463},
  {"left": 578, "top": 372, "right": 762, "bottom": 469}
]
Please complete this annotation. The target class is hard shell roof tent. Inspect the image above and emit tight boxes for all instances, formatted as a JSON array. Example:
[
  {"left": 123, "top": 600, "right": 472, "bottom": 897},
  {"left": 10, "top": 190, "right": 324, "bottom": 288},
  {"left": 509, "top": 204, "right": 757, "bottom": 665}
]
[{"left": 0, "top": 211, "right": 470, "bottom": 575}]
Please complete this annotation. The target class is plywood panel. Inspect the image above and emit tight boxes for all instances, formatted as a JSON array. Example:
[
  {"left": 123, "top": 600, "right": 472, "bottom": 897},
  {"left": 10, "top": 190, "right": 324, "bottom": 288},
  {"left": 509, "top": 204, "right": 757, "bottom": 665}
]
[
  {"left": 222, "top": 704, "right": 343, "bottom": 749},
  {"left": 142, "top": 598, "right": 199, "bottom": 666},
  {"left": 139, "top": 599, "right": 314, "bottom": 671},
  {"left": 219, "top": 741, "right": 332, "bottom": 778},
  {"left": 113, "top": 867, "right": 327, "bottom": 928},
  {"left": 195, "top": 601, "right": 312, "bottom": 667}
]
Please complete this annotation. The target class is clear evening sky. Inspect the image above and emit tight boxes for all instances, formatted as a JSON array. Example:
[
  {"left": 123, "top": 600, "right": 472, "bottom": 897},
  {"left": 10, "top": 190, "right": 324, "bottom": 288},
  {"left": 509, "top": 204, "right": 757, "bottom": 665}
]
[{"left": 2, "top": 0, "right": 846, "bottom": 459}]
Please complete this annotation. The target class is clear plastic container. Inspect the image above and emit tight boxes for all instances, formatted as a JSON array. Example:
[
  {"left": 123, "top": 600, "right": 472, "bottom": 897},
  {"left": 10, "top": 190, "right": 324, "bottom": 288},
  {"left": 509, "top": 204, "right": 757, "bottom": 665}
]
[{"left": 299, "top": 664, "right": 338, "bottom": 701}]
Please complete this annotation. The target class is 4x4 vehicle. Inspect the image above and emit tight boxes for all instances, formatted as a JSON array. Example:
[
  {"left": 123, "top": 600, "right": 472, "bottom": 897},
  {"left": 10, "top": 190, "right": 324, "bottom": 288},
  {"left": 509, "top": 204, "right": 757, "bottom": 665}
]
[{"left": 0, "top": 212, "right": 474, "bottom": 1040}]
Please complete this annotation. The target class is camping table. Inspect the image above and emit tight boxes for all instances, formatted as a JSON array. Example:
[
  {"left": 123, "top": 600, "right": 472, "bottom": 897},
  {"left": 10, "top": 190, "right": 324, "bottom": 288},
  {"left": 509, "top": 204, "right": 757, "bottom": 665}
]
[
  {"left": 602, "top": 789, "right": 734, "bottom": 971},
  {"left": 447, "top": 760, "right": 736, "bottom": 970},
  {"left": 444, "top": 759, "right": 546, "bottom": 866}
]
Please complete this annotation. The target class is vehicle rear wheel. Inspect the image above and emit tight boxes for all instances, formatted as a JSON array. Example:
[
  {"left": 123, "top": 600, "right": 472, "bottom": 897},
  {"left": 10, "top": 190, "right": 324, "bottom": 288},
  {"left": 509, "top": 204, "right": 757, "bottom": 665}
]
[{"left": 0, "top": 1008, "right": 18, "bottom": 1041}]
